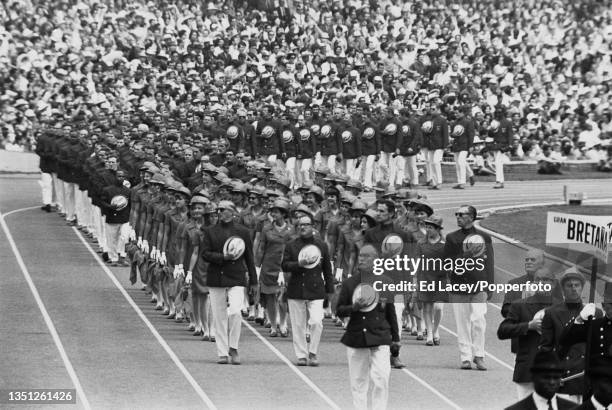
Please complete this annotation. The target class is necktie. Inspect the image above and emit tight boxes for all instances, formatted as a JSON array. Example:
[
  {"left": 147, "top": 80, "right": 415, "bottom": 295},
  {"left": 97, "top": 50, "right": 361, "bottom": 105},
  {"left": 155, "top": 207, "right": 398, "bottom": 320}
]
[{"left": 547, "top": 398, "right": 553, "bottom": 410}]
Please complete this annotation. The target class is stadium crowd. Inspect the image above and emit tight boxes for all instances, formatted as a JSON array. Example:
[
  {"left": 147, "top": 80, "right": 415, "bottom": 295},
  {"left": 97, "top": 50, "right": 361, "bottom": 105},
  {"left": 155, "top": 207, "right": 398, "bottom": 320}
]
[
  {"left": 2, "top": 0, "right": 612, "bottom": 173},
  {"left": 4, "top": 0, "right": 612, "bottom": 409}
]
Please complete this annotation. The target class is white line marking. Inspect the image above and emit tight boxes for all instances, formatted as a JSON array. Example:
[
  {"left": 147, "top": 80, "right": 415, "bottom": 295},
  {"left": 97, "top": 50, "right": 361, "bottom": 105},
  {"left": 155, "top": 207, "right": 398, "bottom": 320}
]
[
  {"left": 496, "top": 266, "right": 519, "bottom": 278},
  {"left": 0, "top": 209, "right": 92, "bottom": 410},
  {"left": 400, "top": 368, "right": 463, "bottom": 409},
  {"left": 242, "top": 320, "right": 341, "bottom": 410},
  {"left": 1, "top": 205, "right": 41, "bottom": 216},
  {"left": 488, "top": 303, "right": 501, "bottom": 310},
  {"left": 438, "top": 325, "right": 514, "bottom": 371},
  {"left": 71, "top": 228, "right": 218, "bottom": 410}
]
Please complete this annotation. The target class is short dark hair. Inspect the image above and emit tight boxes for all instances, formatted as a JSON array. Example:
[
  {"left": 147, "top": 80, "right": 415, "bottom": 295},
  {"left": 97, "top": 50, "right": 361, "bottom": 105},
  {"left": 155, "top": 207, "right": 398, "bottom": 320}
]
[
  {"left": 377, "top": 199, "right": 396, "bottom": 216},
  {"left": 460, "top": 204, "right": 477, "bottom": 220}
]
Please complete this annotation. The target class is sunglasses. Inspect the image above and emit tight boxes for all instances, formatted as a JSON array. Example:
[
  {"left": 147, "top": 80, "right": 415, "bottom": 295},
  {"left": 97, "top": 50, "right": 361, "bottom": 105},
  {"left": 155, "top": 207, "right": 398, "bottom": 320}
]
[
  {"left": 525, "top": 257, "right": 538, "bottom": 262},
  {"left": 455, "top": 212, "right": 471, "bottom": 217}
]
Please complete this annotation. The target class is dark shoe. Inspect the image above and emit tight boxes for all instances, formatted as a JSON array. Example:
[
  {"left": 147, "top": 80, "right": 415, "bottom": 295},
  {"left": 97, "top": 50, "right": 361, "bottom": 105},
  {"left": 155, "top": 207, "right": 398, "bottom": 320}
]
[
  {"left": 428, "top": 185, "right": 440, "bottom": 190},
  {"left": 473, "top": 357, "right": 487, "bottom": 371},
  {"left": 66, "top": 220, "right": 77, "bottom": 226},
  {"left": 202, "top": 334, "right": 210, "bottom": 342},
  {"left": 461, "top": 361, "right": 472, "bottom": 370},
  {"left": 255, "top": 317, "right": 264, "bottom": 325},
  {"left": 102, "top": 252, "right": 109, "bottom": 262},
  {"left": 391, "top": 356, "right": 405, "bottom": 369},
  {"left": 193, "top": 329, "right": 203, "bottom": 336},
  {"left": 118, "top": 257, "right": 130, "bottom": 267},
  {"left": 493, "top": 183, "right": 504, "bottom": 189},
  {"left": 297, "top": 358, "right": 308, "bottom": 366},
  {"left": 217, "top": 356, "right": 229, "bottom": 365},
  {"left": 210, "top": 336, "right": 215, "bottom": 343},
  {"left": 308, "top": 353, "right": 319, "bottom": 367},
  {"left": 229, "top": 348, "right": 241, "bottom": 365},
  {"left": 425, "top": 340, "right": 434, "bottom": 346},
  {"left": 452, "top": 184, "right": 465, "bottom": 189},
  {"left": 41, "top": 204, "right": 52, "bottom": 212},
  {"left": 433, "top": 338, "right": 441, "bottom": 346},
  {"left": 280, "top": 328, "right": 289, "bottom": 338},
  {"left": 162, "top": 308, "right": 170, "bottom": 316},
  {"left": 416, "top": 332, "right": 424, "bottom": 341},
  {"left": 469, "top": 176, "right": 475, "bottom": 186},
  {"left": 269, "top": 328, "right": 278, "bottom": 337},
  {"left": 306, "top": 333, "right": 311, "bottom": 343}
]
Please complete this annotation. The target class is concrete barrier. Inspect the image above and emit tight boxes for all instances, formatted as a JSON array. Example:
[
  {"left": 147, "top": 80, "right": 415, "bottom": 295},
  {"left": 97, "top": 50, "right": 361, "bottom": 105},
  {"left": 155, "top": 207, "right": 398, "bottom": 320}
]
[{"left": 0, "top": 150, "right": 40, "bottom": 173}]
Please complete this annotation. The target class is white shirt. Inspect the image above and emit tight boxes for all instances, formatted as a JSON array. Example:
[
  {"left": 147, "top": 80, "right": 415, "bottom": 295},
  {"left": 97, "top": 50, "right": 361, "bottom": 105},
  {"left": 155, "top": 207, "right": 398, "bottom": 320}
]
[
  {"left": 591, "top": 396, "right": 612, "bottom": 410},
  {"left": 531, "top": 392, "right": 558, "bottom": 410}
]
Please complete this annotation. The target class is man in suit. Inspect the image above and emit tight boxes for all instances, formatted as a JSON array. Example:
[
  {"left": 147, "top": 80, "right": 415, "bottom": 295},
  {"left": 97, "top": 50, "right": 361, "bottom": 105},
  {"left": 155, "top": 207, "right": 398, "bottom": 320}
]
[
  {"left": 444, "top": 205, "right": 495, "bottom": 370},
  {"left": 336, "top": 244, "right": 399, "bottom": 410},
  {"left": 504, "top": 351, "right": 577, "bottom": 410},
  {"left": 498, "top": 268, "right": 557, "bottom": 399},
  {"left": 282, "top": 214, "right": 335, "bottom": 366},
  {"left": 502, "top": 249, "right": 564, "bottom": 354}
]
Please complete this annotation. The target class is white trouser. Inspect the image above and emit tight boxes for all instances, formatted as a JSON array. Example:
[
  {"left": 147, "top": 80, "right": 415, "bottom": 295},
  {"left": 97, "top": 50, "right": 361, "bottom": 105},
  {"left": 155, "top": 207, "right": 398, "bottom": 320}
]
[
  {"left": 515, "top": 382, "right": 534, "bottom": 400},
  {"left": 51, "top": 173, "right": 59, "bottom": 206},
  {"left": 450, "top": 292, "right": 487, "bottom": 362},
  {"left": 322, "top": 155, "right": 337, "bottom": 173},
  {"left": 347, "top": 345, "right": 391, "bottom": 410},
  {"left": 393, "top": 155, "right": 404, "bottom": 187},
  {"left": 54, "top": 175, "right": 65, "bottom": 211},
  {"left": 288, "top": 299, "right": 324, "bottom": 359},
  {"left": 285, "top": 156, "right": 297, "bottom": 189},
  {"left": 403, "top": 155, "right": 419, "bottom": 186},
  {"left": 453, "top": 151, "right": 468, "bottom": 185},
  {"left": 297, "top": 158, "right": 313, "bottom": 186},
  {"left": 40, "top": 173, "right": 53, "bottom": 205},
  {"left": 63, "top": 181, "right": 76, "bottom": 220},
  {"left": 94, "top": 207, "right": 107, "bottom": 250},
  {"left": 104, "top": 222, "right": 129, "bottom": 261},
  {"left": 209, "top": 286, "right": 245, "bottom": 357},
  {"left": 494, "top": 150, "right": 505, "bottom": 183},
  {"left": 380, "top": 152, "right": 397, "bottom": 188},
  {"left": 394, "top": 302, "right": 404, "bottom": 341},
  {"left": 75, "top": 189, "right": 87, "bottom": 225},
  {"left": 426, "top": 149, "right": 444, "bottom": 186},
  {"left": 363, "top": 155, "right": 377, "bottom": 187},
  {"left": 344, "top": 158, "right": 360, "bottom": 180}
]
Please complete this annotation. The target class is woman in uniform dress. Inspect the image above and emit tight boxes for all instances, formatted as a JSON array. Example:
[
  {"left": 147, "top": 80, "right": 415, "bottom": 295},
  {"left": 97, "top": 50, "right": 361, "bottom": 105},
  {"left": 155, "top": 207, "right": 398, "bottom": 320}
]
[
  {"left": 256, "top": 198, "right": 294, "bottom": 337},
  {"left": 416, "top": 215, "right": 447, "bottom": 346}
]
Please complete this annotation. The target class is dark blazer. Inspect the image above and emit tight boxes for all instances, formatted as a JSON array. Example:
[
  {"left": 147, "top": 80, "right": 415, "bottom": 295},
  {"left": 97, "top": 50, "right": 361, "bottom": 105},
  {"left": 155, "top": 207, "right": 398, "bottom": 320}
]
[
  {"left": 497, "top": 295, "right": 554, "bottom": 382},
  {"left": 504, "top": 394, "right": 576, "bottom": 410},
  {"left": 443, "top": 226, "right": 495, "bottom": 294},
  {"left": 570, "top": 397, "right": 602, "bottom": 410},
  {"left": 201, "top": 221, "right": 257, "bottom": 288},
  {"left": 502, "top": 274, "right": 564, "bottom": 353},
  {"left": 336, "top": 274, "right": 400, "bottom": 348},
  {"left": 281, "top": 235, "right": 334, "bottom": 300}
]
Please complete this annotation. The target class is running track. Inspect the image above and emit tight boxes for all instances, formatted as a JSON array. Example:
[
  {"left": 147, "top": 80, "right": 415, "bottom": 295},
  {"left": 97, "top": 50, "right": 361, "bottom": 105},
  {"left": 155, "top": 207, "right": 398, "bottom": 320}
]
[{"left": 1, "top": 175, "right": 611, "bottom": 410}]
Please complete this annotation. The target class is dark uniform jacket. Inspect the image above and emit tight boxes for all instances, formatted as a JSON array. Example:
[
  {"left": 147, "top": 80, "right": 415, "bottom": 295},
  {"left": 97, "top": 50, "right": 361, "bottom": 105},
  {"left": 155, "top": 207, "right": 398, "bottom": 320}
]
[
  {"left": 489, "top": 118, "right": 514, "bottom": 151},
  {"left": 339, "top": 124, "right": 362, "bottom": 159},
  {"left": 451, "top": 117, "right": 475, "bottom": 153},
  {"left": 443, "top": 226, "right": 495, "bottom": 294},
  {"left": 100, "top": 184, "right": 131, "bottom": 224},
  {"left": 539, "top": 302, "right": 599, "bottom": 395},
  {"left": 398, "top": 117, "right": 422, "bottom": 156},
  {"left": 360, "top": 120, "right": 382, "bottom": 156},
  {"left": 336, "top": 274, "right": 400, "bottom": 348},
  {"left": 256, "top": 119, "right": 284, "bottom": 156},
  {"left": 201, "top": 220, "right": 257, "bottom": 288},
  {"left": 421, "top": 114, "right": 449, "bottom": 150},
  {"left": 560, "top": 314, "right": 612, "bottom": 368},
  {"left": 296, "top": 125, "right": 317, "bottom": 159},
  {"left": 281, "top": 235, "right": 334, "bottom": 300},
  {"left": 503, "top": 394, "right": 576, "bottom": 410}
]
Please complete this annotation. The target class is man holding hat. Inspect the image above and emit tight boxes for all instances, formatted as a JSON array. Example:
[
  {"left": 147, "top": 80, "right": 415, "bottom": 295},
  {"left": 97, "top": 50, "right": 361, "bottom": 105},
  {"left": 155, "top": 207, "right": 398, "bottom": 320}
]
[
  {"left": 498, "top": 267, "right": 558, "bottom": 399},
  {"left": 282, "top": 213, "right": 335, "bottom": 366},
  {"left": 336, "top": 244, "right": 399, "bottom": 410},
  {"left": 504, "top": 351, "right": 577, "bottom": 410},
  {"left": 201, "top": 200, "right": 257, "bottom": 365}
]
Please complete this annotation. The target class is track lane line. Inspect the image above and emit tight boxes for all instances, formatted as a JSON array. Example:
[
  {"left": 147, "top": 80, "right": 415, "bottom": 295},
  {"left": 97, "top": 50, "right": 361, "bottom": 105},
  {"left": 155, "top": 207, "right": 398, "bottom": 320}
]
[
  {"left": 1, "top": 209, "right": 91, "bottom": 410},
  {"left": 71, "top": 227, "right": 218, "bottom": 410},
  {"left": 242, "top": 320, "right": 342, "bottom": 410},
  {"left": 399, "top": 368, "right": 463, "bottom": 409}
]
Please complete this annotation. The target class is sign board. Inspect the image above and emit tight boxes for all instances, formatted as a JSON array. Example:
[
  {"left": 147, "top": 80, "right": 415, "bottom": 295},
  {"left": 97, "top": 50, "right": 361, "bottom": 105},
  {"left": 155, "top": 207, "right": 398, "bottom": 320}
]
[{"left": 546, "top": 212, "right": 611, "bottom": 263}]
